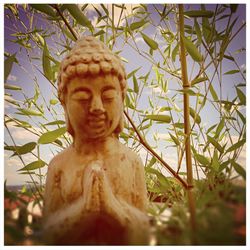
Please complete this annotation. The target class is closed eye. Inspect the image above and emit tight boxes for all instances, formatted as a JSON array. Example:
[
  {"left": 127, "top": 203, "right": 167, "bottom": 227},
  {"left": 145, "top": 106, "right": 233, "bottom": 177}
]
[
  {"left": 102, "top": 89, "right": 117, "bottom": 101},
  {"left": 72, "top": 90, "right": 92, "bottom": 101}
]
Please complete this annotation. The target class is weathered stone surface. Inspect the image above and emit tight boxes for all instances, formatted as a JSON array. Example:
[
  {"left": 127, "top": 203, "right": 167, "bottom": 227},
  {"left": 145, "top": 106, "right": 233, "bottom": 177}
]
[{"left": 43, "top": 36, "right": 150, "bottom": 245}]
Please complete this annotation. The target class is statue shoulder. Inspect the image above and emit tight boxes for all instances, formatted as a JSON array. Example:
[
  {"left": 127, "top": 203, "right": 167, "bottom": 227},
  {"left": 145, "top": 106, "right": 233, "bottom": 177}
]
[
  {"left": 48, "top": 147, "right": 72, "bottom": 173},
  {"left": 118, "top": 142, "right": 143, "bottom": 168}
]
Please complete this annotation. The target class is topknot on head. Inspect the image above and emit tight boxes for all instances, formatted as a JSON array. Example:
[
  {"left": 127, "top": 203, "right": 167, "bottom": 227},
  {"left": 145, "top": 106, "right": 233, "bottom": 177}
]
[{"left": 58, "top": 36, "right": 127, "bottom": 103}]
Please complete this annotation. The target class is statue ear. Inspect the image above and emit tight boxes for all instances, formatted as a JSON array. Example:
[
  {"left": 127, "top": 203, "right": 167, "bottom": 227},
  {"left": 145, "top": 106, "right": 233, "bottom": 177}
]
[
  {"left": 63, "top": 105, "right": 74, "bottom": 137},
  {"left": 114, "top": 113, "right": 124, "bottom": 135}
]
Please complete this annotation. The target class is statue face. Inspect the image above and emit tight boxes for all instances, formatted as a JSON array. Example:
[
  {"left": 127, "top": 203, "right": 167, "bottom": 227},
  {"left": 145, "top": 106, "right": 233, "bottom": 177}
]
[{"left": 64, "top": 74, "right": 123, "bottom": 140}]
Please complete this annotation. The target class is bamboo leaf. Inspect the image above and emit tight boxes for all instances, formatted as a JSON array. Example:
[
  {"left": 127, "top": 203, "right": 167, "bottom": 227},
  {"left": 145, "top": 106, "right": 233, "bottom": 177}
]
[
  {"left": 236, "top": 87, "right": 246, "bottom": 105},
  {"left": 127, "top": 67, "right": 141, "bottom": 79},
  {"left": 146, "top": 115, "right": 171, "bottom": 123},
  {"left": 209, "top": 84, "right": 218, "bottom": 101},
  {"left": 191, "top": 76, "right": 208, "bottom": 86},
  {"left": 147, "top": 157, "right": 156, "bottom": 168},
  {"left": 172, "top": 42, "right": 179, "bottom": 62},
  {"left": 236, "top": 110, "right": 246, "bottom": 124},
  {"left": 226, "top": 138, "right": 246, "bottom": 153},
  {"left": 62, "top": 27, "right": 77, "bottom": 41},
  {"left": 133, "top": 74, "right": 139, "bottom": 93},
  {"left": 194, "top": 19, "right": 202, "bottom": 45},
  {"left": 12, "top": 142, "right": 37, "bottom": 156},
  {"left": 4, "top": 54, "right": 17, "bottom": 82},
  {"left": 18, "top": 160, "right": 46, "bottom": 172},
  {"left": 42, "top": 42, "right": 53, "bottom": 81},
  {"left": 230, "top": 4, "right": 238, "bottom": 13},
  {"left": 130, "top": 20, "right": 146, "bottom": 31},
  {"left": 211, "top": 150, "right": 220, "bottom": 171},
  {"left": 44, "top": 120, "right": 65, "bottom": 126},
  {"left": 16, "top": 108, "right": 42, "bottom": 116},
  {"left": 169, "top": 133, "right": 180, "bottom": 145},
  {"left": 195, "top": 154, "right": 210, "bottom": 166},
  {"left": 189, "top": 107, "right": 201, "bottom": 124},
  {"left": 231, "top": 160, "right": 246, "bottom": 180},
  {"left": 50, "top": 99, "right": 58, "bottom": 105},
  {"left": 4, "top": 84, "right": 22, "bottom": 91},
  {"left": 38, "top": 127, "right": 67, "bottom": 144},
  {"left": 181, "top": 34, "right": 203, "bottom": 62},
  {"left": 184, "top": 10, "right": 214, "bottom": 18},
  {"left": 215, "top": 117, "right": 225, "bottom": 138},
  {"left": 224, "top": 69, "right": 240, "bottom": 75},
  {"left": 30, "top": 4, "right": 56, "bottom": 17},
  {"left": 140, "top": 32, "right": 158, "bottom": 50},
  {"left": 207, "top": 135, "right": 224, "bottom": 153},
  {"left": 65, "top": 4, "right": 93, "bottom": 31}
]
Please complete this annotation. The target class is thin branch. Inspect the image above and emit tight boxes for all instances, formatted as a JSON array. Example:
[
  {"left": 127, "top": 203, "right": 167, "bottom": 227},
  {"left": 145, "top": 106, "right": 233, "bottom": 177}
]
[{"left": 124, "top": 111, "right": 189, "bottom": 189}]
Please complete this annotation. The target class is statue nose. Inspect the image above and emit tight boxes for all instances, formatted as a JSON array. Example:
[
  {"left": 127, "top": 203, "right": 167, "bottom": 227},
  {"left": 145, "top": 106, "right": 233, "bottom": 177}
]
[{"left": 89, "top": 96, "right": 105, "bottom": 113}]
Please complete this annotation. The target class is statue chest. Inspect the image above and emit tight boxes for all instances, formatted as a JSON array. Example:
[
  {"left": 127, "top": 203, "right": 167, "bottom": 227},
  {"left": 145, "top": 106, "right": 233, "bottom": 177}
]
[{"left": 58, "top": 153, "right": 135, "bottom": 204}]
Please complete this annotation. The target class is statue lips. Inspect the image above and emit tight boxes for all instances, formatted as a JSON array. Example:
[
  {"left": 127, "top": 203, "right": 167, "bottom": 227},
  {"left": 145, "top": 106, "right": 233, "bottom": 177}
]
[{"left": 87, "top": 113, "right": 107, "bottom": 130}]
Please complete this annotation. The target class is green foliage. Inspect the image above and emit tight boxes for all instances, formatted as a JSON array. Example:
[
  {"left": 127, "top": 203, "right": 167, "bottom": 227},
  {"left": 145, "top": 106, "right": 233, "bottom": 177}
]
[
  {"left": 38, "top": 127, "right": 67, "bottom": 144},
  {"left": 4, "top": 3, "right": 246, "bottom": 246}
]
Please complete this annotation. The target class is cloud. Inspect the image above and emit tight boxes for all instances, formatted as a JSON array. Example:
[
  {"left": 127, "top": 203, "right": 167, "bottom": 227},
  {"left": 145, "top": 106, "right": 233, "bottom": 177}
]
[
  {"left": 4, "top": 95, "right": 18, "bottom": 109},
  {"left": 5, "top": 121, "right": 40, "bottom": 144},
  {"left": 7, "top": 74, "right": 17, "bottom": 81}
]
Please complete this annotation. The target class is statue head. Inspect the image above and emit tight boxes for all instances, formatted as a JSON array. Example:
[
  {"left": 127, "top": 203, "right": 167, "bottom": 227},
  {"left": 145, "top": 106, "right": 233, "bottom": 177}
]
[{"left": 57, "top": 36, "right": 127, "bottom": 140}]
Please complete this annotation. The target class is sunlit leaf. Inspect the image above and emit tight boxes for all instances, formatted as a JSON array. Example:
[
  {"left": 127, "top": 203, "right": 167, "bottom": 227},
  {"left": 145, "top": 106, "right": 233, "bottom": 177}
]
[
  {"left": 147, "top": 157, "right": 156, "bottom": 168},
  {"left": 65, "top": 4, "right": 93, "bottom": 32},
  {"left": 38, "top": 127, "right": 67, "bottom": 144},
  {"left": 133, "top": 74, "right": 139, "bottom": 93},
  {"left": 231, "top": 160, "right": 246, "bottom": 180},
  {"left": 45, "top": 120, "right": 65, "bottom": 126},
  {"left": 172, "top": 42, "right": 179, "bottom": 62},
  {"left": 169, "top": 133, "right": 180, "bottom": 145},
  {"left": 4, "top": 54, "right": 17, "bottom": 82},
  {"left": 207, "top": 135, "right": 224, "bottom": 153},
  {"left": 181, "top": 35, "right": 203, "bottom": 62},
  {"left": 146, "top": 114, "right": 171, "bottom": 123},
  {"left": 17, "top": 108, "right": 42, "bottom": 116},
  {"left": 209, "top": 84, "right": 218, "bottom": 101},
  {"left": 236, "top": 110, "right": 246, "bottom": 124},
  {"left": 236, "top": 87, "right": 246, "bottom": 105},
  {"left": 62, "top": 27, "right": 77, "bottom": 41},
  {"left": 189, "top": 107, "right": 201, "bottom": 124},
  {"left": 224, "top": 69, "right": 240, "bottom": 75},
  {"left": 18, "top": 160, "right": 46, "bottom": 172},
  {"left": 173, "top": 123, "right": 184, "bottom": 129},
  {"left": 30, "top": 4, "right": 56, "bottom": 17},
  {"left": 4, "top": 84, "right": 22, "bottom": 91},
  {"left": 130, "top": 20, "right": 146, "bottom": 31},
  {"left": 215, "top": 118, "right": 225, "bottom": 138},
  {"left": 93, "top": 30, "right": 105, "bottom": 37},
  {"left": 42, "top": 42, "right": 53, "bottom": 81},
  {"left": 226, "top": 138, "right": 246, "bottom": 153},
  {"left": 140, "top": 32, "right": 158, "bottom": 50},
  {"left": 194, "top": 19, "right": 202, "bottom": 45},
  {"left": 191, "top": 76, "right": 208, "bottom": 86},
  {"left": 184, "top": 10, "right": 214, "bottom": 18},
  {"left": 50, "top": 99, "right": 58, "bottom": 105},
  {"left": 195, "top": 154, "right": 210, "bottom": 166},
  {"left": 211, "top": 150, "right": 220, "bottom": 171},
  {"left": 12, "top": 142, "right": 37, "bottom": 156}
]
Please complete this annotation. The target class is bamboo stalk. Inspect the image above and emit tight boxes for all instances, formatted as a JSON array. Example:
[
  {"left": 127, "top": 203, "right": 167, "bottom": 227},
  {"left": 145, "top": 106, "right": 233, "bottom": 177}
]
[{"left": 178, "top": 4, "right": 196, "bottom": 240}]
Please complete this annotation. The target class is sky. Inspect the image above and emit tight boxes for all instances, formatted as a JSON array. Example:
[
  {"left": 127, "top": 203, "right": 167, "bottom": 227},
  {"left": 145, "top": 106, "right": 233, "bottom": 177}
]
[{"left": 3, "top": 3, "right": 247, "bottom": 186}]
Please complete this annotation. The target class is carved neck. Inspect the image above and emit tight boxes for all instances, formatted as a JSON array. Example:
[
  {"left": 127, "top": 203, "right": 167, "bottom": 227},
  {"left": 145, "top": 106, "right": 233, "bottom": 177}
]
[{"left": 72, "top": 134, "right": 118, "bottom": 155}]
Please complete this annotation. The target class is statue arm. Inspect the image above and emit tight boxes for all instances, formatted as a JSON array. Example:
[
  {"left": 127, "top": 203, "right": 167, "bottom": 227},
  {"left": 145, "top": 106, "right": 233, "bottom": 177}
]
[
  {"left": 42, "top": 159, "right": 86, "bottom": 244},
  {"left": 134, "top": 156, "right": 148, "bottom": 211}
]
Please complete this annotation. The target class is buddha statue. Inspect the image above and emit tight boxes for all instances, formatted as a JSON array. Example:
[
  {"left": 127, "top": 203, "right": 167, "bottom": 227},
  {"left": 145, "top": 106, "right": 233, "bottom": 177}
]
[{"left": 43, "top": 36, "right": 150, "bottom": 245}]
